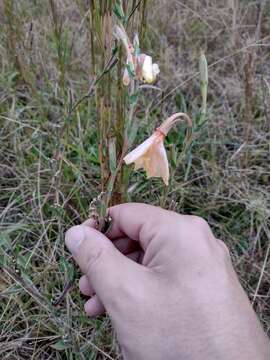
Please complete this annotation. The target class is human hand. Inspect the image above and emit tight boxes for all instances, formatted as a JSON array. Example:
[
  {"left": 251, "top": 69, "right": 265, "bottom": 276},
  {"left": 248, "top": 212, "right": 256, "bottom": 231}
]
[{"left": 65, "top": 203, "right": 270, "bottom": 360}]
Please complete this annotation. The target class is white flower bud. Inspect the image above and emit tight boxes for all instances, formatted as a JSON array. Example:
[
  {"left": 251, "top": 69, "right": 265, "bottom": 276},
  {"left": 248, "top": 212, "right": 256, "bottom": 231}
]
[{"left": 142, "top": 55, "right": 158, "bottom": 84}]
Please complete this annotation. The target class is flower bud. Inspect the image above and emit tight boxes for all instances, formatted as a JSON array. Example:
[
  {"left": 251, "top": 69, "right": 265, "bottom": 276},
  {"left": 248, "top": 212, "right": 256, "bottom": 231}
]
[
  {"left": 141, "top": 56, "right": 159, "bottom": 84},
  {"left": 199, "top": 52, "right": 208, "bottom": 115}
]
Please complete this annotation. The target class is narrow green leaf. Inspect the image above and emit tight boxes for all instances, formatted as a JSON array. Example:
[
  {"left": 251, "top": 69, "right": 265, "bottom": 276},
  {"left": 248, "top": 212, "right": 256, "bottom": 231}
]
[
  {"left": 184, "top": 151, "right": 193, "bottom": 181},
  {"left": 17, "top": 253, "right": 32, "bottom": 270},
  {"left": 0, "top": 233, "right": 11, "bottom": 247},
  {"left": 127, "top": 121, "right": 139, "bottom": 147},
  {"left": 59, "top": 257, "right": 75, "bottom": 281},
  {"left": 50, "top": 340, "right": 70, "bottom": 351},
  {"left": 113, "top": 0, "right": 125, "bottom": 21},
  {"left": 133, "top": 34, "right": 140, "bottom": 56},
  {"left": 126, "top": 62, "right": 135, "bottom": 77},
  {"left": 129, "top": 91, "right": 139, "bottom": 105}
]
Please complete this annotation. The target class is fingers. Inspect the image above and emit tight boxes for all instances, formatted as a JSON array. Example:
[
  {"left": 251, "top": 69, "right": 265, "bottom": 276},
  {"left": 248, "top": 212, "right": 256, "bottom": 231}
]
[
  {"left": 84, "top": 295, "right": 105, "bottom": 317},
  {"left": 81, "top": 248, "right": 143, "bottom": 317},
  {"left": 83, "top": 216, "right": 142, "bottom": 254},
  {"left": 79, "top": 275, "right": 95, "bottom": 296},
  {"left": 82, "top": 218, "right": 97, "bottom": 227},
  {"left": 126, "top": 250, "right": 143, "bottom": 263},
  {"left": 79, "top": 249, "right": 144, "bottom": 297},
  {"left": 78, "top": 238, "right": 141, "bottom": 297},
  {"left": 79, "top": 249, "right": 143, "bottom": 317},
  {"left": 65, "top": 225, "right": 145, "bottom": 311},
  {"left": 113, "top": 237, "right": 141, "bottom": 254},
  {"left": 82, "top": 204, "right": 158, "bottom": 251},
  {"left": 107, "top": 203, "right": 167, "bottom": 250}
]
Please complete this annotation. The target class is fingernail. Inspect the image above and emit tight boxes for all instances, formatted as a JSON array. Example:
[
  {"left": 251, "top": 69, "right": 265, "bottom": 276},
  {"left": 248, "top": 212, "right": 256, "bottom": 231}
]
[{"left": 65, "top": 225, "right": 85, "bottom": 255}]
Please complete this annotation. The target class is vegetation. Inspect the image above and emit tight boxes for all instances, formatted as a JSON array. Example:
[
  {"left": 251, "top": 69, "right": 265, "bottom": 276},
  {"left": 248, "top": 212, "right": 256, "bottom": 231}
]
[{"left": 0, "top": 0, "right": 269, "bottom": 358}]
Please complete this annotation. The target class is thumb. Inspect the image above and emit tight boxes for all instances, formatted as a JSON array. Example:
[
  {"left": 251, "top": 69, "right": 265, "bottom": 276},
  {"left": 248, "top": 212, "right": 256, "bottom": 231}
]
[{"left": 65, "top": 225, "right": 140, "bottom": 308}]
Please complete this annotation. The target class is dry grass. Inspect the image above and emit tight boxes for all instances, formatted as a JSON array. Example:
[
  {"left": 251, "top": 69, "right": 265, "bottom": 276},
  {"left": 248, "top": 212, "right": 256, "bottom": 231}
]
[{"left": 1, "top": 0, "right": 270, "bottom": 358}]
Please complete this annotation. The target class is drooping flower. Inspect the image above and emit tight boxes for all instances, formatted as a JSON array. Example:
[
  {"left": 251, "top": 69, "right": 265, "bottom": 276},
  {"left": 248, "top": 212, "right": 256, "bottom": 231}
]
[
  {"left": 113, "top": 25, "right": 159, "bottom": 86},
  {"left": 123, "top": 113, "right": 192, "bottom": 185}
]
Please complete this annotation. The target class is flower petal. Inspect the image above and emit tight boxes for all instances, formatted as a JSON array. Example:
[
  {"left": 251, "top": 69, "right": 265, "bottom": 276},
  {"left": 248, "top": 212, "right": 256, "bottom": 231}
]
[
  {"left": 152, "top": 63, "right": 160, "bottom": 77},
  {"left": 123, "top": 66, "right": 131, "bottom": 86},
  {"left": 143, "top": 140, "right": 169, "bottom": 185},
  {"left": 142, "top": 55, "right": 154, "bottom": 83},
  {"left": 135, "top": 54, "right": 146, "bottom": 81},
  {"left": 113, "top": 25, "right": 129, "bottom": 53},
  {"left": 123, "top": 134, "right": 157, "bottom": 164}
]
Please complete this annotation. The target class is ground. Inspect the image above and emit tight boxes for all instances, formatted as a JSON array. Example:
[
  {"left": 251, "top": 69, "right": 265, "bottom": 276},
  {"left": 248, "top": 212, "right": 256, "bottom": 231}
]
[{"left": 0, "top": 0, "right": 270, "bottom": 359}]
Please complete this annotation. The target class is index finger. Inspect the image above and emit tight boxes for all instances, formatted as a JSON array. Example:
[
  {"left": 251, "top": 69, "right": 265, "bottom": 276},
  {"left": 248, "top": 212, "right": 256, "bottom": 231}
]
[{"left": 107, "top": 203, "right": 168, "bottom": 250}]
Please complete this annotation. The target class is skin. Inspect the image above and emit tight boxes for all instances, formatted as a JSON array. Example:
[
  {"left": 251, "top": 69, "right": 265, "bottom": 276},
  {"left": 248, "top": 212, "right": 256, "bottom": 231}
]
[{"left": 65, "top": 203, "right": 270, "bottom": 360}]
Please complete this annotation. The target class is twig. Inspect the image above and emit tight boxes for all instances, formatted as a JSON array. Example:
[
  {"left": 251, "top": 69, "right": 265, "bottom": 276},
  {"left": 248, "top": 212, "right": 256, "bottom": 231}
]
[
  {"left": 51, "top": 279, "right": 74, "bottom": 306},
  {"left": 3, "top": 265, "right": 49, "bottom": 308},
  {"left": 126, "top": 0, "right": 144, "bottom": 23}
]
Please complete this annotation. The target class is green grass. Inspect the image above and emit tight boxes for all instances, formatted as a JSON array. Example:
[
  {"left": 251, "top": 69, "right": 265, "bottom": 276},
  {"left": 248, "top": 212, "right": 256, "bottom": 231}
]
[{"left": 1, "top": 0, "right": 270, "bottom": 358}]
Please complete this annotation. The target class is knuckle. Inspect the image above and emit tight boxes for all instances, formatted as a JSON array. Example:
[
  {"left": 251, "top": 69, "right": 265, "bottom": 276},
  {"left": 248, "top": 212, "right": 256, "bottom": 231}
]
[{"left": 190, "top": 215, "right": 210, "bottom": 232}]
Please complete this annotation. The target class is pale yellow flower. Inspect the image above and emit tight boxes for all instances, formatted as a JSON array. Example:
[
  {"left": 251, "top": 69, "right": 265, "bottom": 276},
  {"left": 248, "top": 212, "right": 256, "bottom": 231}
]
[
  {"left": 124, "top": 130, "right": 169, "bottom": 184},
  {"left": 113, "top": 25, "right": 159, "bottom": 86},
  {"left": 124, "top": 113, "right": 192, "bottom": 185},
  {"left": 141, "top": 55, "right": 160, "bottom": 84}
]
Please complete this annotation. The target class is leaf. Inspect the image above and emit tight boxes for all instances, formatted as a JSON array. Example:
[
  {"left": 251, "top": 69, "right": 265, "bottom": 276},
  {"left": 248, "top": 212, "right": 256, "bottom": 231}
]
[
  {"left": 195, "top": 112, "right": 208, "bottom": 131},
  {"left": 8, "top": 71, "right": 19, "bottom": 84},
  {"left": 169, "top": 144, "right": 177, "bottom": 169},
  {"left": 174, "top": 91, "right": 187, "bottom": 113},
  {"left": 113, "top": 0, "right": 126, "bottom": 22},
  {"left": 59, "top": 257, "right": 75, "bottom": 281},
  {"left": 126, "top": 121, "right": 139, "bottom": 147},
  {"left": 0, "top": 254, "right": 7, "bottom": 266},
  {"left": 0, "top": 224, "right": 26, "bottom": 250},
  {"left": 129, "top": 91, "right": 140, "bottom": 105},
  {"left": 126, "top": 62, "right": 135, "bottom": 77},
  {"left": 133, "top": 34, "right": 140, "bottom": 56},
  {"left": 0, "top": 233, "right": 11, "bottom": 247},
  {"left": 17, "top": 253, "right": 33, "bottom": 270},
  {"left": 50, "top": 340, "right": 70, "bottom": 351},
  {"left": 184, "top": 150, "right": 193, "bottom": 181},
  {"left": 112, "top": 45, "right": 118, "bottom": 57}
]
